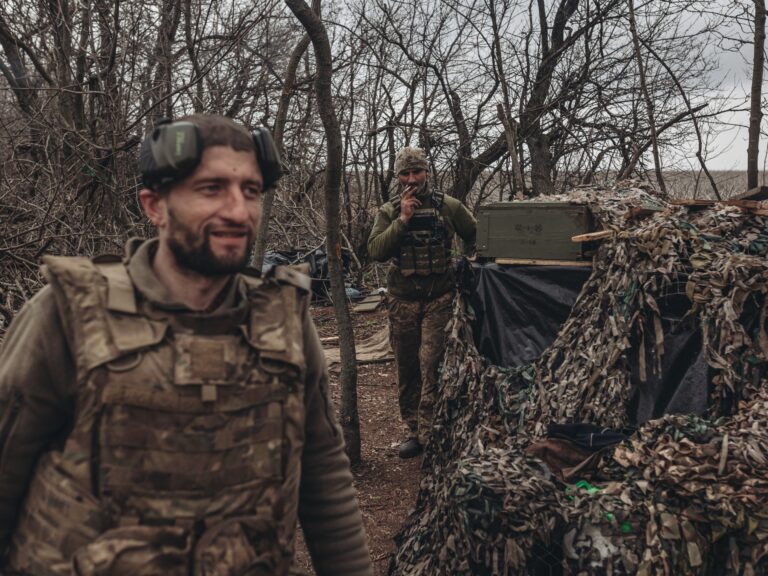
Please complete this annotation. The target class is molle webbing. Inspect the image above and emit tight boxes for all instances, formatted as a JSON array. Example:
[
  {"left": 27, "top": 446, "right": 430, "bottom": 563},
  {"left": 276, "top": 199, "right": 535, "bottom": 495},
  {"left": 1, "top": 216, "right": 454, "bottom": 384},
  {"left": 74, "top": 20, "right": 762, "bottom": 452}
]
[
  {"left": 98, "top": 376, "right": 287, "bottom": 496},
  {"left": 406, "top": 242, "right": 448, "bottom": 277},
  {"left": 101, "top": 456, "right": 279, "bottom": 494},
  {"left": 99, "top": 380, "right": 288, "bottom": 414},
  {"left": 101, "top": 410, "right": 283, "bottom": 453},
  {"left": 396, "top": 203, "right": 451, "bottom": 277},
  {"left": 7, "top": 451, "right": 105, "bottom": 572}
]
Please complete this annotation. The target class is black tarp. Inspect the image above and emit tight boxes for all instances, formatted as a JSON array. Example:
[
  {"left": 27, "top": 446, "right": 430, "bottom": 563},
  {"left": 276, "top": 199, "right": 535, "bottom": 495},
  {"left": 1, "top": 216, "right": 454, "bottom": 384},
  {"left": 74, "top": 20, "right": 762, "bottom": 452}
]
[
  {"left": 262, "top": 247, "right": 352, "bottom": 300},
  {"left": 626, "top": 286, "right": 708, "bottom": 423},
  {"left": 470, "top": 263, "right": 710, "bottom": 425},
  {"left": 471, "top": 263, "right": 592, "bottom": 366}
]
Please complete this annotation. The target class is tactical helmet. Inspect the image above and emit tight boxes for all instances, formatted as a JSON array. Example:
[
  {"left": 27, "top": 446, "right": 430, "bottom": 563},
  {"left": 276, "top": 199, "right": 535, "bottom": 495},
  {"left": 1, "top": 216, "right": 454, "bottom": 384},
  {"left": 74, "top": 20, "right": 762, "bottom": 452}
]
[{"left": 394, "top": 147, "right": 429, "bottom": 175}]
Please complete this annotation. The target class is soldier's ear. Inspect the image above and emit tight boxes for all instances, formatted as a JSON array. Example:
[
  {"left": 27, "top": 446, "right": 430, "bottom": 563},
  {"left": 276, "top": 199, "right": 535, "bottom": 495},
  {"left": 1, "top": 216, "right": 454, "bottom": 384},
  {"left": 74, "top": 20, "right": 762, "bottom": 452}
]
[{"left": 138, "top": 188, "right": 167, "bottom": 227}]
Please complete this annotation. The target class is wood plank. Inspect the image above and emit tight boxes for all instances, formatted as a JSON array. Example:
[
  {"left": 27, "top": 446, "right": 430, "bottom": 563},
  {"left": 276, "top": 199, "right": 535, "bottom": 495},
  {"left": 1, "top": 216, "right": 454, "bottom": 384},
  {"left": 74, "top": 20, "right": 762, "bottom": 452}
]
[
  {"left": 672, "top": 198, "right": 767, "bottom": 209},
  {"left": 724, "top": 199, "right": 765, "bottom": 209},
  {"left": 352, "top": 293, "right": 384, "bottom": 313},
  {"left": 571, "top": 230, "right": 613, "bottom": 243},
  {"left": 671, "top": 199, "right": 716, "bottom": 206},
  {"left": 730, "top": 186, "right": 768, "bottom": 201},
  {"left": 670, "top": 198, "right": 768, "bottom": 213},
  {"left": 495, "top": 257, "right": 593, "bottom": 267}
]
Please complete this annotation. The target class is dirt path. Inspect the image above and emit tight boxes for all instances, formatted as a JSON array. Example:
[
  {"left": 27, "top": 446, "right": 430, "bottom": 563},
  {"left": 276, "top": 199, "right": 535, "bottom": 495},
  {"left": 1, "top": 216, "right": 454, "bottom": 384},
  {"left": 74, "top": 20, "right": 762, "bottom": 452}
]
[{"left": 293, "top": 306, "right": 422, "bottom": 575}]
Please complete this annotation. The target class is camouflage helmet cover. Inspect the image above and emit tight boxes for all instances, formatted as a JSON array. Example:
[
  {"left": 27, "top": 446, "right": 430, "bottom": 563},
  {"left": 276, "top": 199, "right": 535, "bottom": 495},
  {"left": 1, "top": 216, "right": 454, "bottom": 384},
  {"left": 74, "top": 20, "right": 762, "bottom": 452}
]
[{"left": 394, "top": 147, "right": 429, "bottom": 175}]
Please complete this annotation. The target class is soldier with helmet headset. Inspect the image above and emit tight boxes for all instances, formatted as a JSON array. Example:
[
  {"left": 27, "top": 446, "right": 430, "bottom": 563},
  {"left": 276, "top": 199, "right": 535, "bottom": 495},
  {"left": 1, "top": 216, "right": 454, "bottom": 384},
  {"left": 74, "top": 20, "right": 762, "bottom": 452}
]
[
  {"left": 0, "top": 114, "right": 373, "bottom": 575},
  {"left": 368, "top": 147, "right": 476, "bottom": 460}
]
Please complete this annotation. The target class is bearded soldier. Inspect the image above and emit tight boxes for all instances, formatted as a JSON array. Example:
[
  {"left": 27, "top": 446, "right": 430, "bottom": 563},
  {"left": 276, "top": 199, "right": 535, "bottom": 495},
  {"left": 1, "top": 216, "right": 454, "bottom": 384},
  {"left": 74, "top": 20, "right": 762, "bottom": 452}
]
[
  {"left": 0, "top": 115, "right": 372, "bottom": 575},
  {"left": 368, "top": 147, "right": 476, "bottom": 459}
]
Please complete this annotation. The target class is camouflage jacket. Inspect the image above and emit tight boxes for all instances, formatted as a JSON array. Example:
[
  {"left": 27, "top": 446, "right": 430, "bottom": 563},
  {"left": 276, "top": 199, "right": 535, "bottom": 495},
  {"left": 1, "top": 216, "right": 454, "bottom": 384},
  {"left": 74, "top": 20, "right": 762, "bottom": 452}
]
[
  {"left": 368, "top": 189, "right": 477, "bottom": 300},
  {"left": 0, "top": 239, "right": 372, "bottom": 576}
]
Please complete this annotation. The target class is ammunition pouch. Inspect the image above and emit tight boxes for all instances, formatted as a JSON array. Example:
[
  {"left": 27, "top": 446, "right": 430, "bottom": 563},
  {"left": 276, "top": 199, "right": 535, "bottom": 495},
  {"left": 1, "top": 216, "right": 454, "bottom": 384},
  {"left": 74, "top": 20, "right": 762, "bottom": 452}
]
[
  {"left": 72, "top": 525, "right": 192, "bottom": 576},
  {"left": 194, "top": 515, "right": 285, "bottom": 576},
  {"left": 70, "top": 514, "right": 286, "bottom": 576},
  {"left": 398, "top": 210, "right": 451, "bottom": 277}
]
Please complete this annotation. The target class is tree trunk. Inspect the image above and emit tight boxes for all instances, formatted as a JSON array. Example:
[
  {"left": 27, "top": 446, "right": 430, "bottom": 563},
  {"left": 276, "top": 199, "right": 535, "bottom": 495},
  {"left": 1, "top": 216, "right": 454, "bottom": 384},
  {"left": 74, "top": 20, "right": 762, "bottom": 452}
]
[
  {"left": 147, "top": 0, "right": 182, "bottom": 125},
  {"left": 519, "top": 0, "right": 580, "bottom": 196},
  {"left": 184, "top": 0, "right": 205, "bottom": 113},
  {"left": 634, "top": 37, "right": 721, "bottom": 199},
  {"left": 497, "top": 107, "right": 525, "bottom": 198},
  {"left": 490, "top": 0, "right": 526, "bottom": 197},
  {"left": 748, "top": 0, "right": 766, "bottom": 189},
  {"left": 527, "top": 127, "right": 554, "bottom": 195},
  {"left": 285, "top": 0, "right": 361, "bottom": 464},
  {"left": 0, "top": 14, "right": 46, "bottom": 170}
]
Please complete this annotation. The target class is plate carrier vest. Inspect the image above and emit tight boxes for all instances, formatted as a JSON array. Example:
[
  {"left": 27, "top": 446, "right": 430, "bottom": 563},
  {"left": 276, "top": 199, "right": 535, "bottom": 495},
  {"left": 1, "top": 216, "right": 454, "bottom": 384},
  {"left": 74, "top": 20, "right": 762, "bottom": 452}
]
[
  {"left": 390, "top": 189, "right": 451, "bottom": 277},
  {"left": 7, "top": 255, "right": 311, "bottom": 576}
]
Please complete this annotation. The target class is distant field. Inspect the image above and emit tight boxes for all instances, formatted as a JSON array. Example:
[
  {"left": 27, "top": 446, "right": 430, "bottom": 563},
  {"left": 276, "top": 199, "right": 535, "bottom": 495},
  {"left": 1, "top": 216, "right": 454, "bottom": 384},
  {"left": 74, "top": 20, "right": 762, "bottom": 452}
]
[
  {"left": 663, "top": 171, "right": 764, "bottom": 200},
  {"left": 470, "top": 171, "right": 765, "bottom": 208}
]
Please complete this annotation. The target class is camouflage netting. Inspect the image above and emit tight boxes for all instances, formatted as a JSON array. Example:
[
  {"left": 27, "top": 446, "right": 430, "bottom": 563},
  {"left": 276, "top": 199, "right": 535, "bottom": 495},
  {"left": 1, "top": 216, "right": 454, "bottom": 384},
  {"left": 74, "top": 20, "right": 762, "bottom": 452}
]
[{"left": 390, "top": 182, "right": 768, "bottom": 575}]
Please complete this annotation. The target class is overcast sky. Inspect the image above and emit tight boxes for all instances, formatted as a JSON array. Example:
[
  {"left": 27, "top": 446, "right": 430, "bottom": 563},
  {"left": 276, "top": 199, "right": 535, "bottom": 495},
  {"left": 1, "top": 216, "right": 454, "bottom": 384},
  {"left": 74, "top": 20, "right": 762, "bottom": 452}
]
[{"left": 703, "top": 23, "right": 755, "bottom": 170}]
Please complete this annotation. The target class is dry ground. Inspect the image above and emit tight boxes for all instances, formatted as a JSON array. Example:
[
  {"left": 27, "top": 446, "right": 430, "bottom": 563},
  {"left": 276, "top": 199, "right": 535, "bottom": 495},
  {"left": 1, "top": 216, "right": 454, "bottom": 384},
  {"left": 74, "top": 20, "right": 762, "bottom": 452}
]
[{"left": 293, "top": 305, "right": 422, "bottom": 575}]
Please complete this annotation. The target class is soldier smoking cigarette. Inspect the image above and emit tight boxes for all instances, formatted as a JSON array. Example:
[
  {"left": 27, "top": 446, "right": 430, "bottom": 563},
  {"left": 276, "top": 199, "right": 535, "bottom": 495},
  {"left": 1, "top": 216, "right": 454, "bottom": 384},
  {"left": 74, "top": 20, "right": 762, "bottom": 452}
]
[{"left": 367, "top": 146, "right": 477, "bottom": 460}]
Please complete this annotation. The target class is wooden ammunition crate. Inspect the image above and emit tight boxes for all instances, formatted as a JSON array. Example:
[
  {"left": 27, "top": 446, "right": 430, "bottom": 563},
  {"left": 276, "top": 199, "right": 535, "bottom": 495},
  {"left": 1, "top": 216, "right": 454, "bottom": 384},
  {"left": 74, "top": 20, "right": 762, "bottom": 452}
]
[{"left": 476, "top": 202, "right": 593, "bottom": 261}]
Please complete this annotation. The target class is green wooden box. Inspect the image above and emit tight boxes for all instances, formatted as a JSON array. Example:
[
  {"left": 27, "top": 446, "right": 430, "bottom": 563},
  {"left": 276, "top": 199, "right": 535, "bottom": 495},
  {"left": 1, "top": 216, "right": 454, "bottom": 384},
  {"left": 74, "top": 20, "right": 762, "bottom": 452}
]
[{"left": 476, "top": 202, "right": 593, "bottom": 261}]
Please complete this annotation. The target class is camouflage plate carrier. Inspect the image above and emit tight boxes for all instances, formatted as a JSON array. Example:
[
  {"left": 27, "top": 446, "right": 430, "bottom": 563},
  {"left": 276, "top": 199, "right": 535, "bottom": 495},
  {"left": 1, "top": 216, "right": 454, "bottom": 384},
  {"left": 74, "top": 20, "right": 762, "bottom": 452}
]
[
  {"left": 391, "top": 189, "right": 450, "bottom": 277},
  {"left": 6, "top": 255, "right": 310, "bottom": 576}
]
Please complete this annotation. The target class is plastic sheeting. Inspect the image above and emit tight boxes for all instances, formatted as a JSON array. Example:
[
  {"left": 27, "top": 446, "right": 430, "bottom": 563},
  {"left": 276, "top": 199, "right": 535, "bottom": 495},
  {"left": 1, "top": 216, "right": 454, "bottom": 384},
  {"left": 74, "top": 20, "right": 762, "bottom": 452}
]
[
  {"left": 470, "top": 263, "right": 710, "bottom": 425},
  {"left": 262, "top": 247, "right": 352, "bottom": 300},
  {"left": 627, "top": 291, "right": 708, "bottom": 424},
  {"left": 471, "top": 263, "right": 591, "bottom": 366}
]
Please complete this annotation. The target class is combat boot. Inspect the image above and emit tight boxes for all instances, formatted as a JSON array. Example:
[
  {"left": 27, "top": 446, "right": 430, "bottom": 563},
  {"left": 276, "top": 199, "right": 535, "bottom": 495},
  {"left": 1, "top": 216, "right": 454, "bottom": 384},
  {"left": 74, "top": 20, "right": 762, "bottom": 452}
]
[{"left": 398, "top": 437, "right": 423, "bottom": 459}]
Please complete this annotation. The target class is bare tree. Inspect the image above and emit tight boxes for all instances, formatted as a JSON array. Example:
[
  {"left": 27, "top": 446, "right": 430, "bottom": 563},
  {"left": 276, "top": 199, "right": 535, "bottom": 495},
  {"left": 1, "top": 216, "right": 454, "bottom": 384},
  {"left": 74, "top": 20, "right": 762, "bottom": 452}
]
[
  {"left": 0, "top": 0, "right": 754, "bottom": 337},
  {"left": 285, "top": 0, "right": 361, "bottom": 464},
  {"left": 0, "top": 0, "right": 293, "bottom": 331},
  {"left": 748, "top": 0, "right": 765, "bottom": 189}
]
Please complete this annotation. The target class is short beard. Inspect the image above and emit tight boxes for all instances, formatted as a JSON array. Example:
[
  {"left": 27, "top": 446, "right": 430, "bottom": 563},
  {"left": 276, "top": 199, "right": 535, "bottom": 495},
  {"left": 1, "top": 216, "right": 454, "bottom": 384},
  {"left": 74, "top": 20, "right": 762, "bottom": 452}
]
[
  {"left": 167, "top": 214, "right": 252, "bottom": 277},
  {"left": 402, "top": 179, "right": 430, "bottom": 199}
]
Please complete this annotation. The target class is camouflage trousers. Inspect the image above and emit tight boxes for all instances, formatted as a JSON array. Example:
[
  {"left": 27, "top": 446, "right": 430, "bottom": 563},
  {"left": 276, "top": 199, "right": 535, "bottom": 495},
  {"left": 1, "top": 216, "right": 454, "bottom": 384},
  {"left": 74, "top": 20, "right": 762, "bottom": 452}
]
[{"left": 387, "top": 291, "right": 454, "bottom": 445}]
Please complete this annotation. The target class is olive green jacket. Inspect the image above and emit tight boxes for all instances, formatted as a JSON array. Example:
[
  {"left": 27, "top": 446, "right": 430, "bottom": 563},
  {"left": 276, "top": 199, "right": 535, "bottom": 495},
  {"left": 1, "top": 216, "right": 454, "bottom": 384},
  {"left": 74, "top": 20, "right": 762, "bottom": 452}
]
[{"left": 368, "top": 192, "right": 477, "bottom": 300}]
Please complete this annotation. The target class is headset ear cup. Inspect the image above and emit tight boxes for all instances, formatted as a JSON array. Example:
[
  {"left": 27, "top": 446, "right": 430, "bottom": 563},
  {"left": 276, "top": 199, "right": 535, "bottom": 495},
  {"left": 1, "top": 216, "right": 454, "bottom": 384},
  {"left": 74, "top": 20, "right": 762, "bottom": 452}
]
[
  {"left": 252, "top": 127, "right": 282, "bottom": 190},
  {"left": 138, "top": 121, "right": 202, "bottom": 190},
  {"left": 138, "top": 135, "right": 158, "bottom": 189}
]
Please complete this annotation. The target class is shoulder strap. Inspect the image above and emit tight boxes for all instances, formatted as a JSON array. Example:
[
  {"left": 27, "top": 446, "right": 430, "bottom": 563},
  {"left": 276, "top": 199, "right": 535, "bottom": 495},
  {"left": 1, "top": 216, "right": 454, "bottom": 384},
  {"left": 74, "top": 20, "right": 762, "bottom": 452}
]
[
  {"left": 243, "top": 266, "right": 308, "bottom": 375},
  {"left": 432, "top": 188, "right": 445, "bottom": 209},
  {"left": 96, "top": 262, "right": 138, "bottom": 314},
  {"left": 42, "top": 255, "right": 166, "bottom": 373}
]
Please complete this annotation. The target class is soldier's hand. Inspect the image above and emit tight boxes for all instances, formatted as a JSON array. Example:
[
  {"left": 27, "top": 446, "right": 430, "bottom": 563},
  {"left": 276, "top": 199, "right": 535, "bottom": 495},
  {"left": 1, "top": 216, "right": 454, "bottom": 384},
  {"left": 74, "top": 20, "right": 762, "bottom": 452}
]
[{"left": 399, "top": 186, "right": 421, "bottom": 224}]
